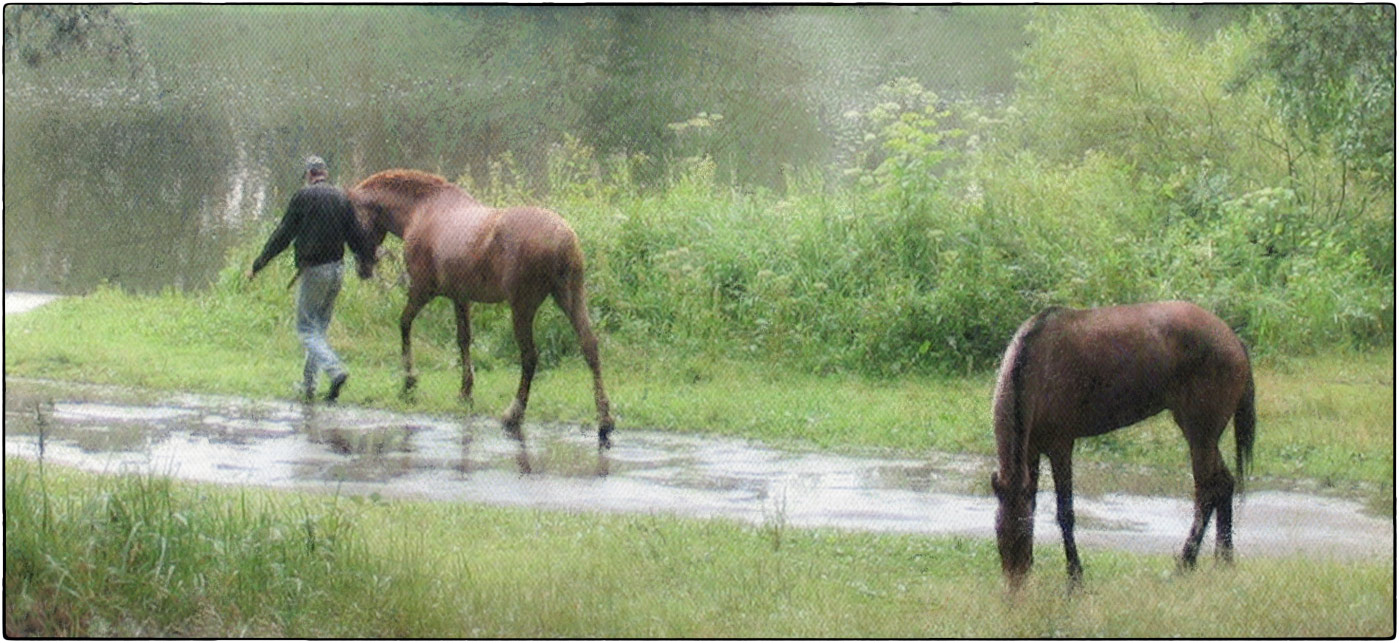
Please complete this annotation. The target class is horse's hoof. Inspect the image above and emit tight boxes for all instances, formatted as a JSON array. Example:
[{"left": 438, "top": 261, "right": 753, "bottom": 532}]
[
  {"left": 1003, "top": 573, "right": 1027, "bottom": 598},
  {"left": 598, "top": 419, "right": 615, "bottom": 450},
  {"left": 501, "top": 405, "right": 527, "bottom": 439},
  {"left": 403, "top": 374, "right": 419, "bottom": 391}
]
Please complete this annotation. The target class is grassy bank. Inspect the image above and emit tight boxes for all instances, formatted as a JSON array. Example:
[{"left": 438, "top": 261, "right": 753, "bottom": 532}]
[
  {"left": 5, "top": 459, "right": 1392, "bottom": 638},
  {"left": 4, "top": 285, "right": 1393, "bottom": 502}
]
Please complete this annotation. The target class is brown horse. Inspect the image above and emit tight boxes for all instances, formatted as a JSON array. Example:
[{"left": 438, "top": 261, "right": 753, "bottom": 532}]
[
  {"left": 349, "top": 169, "right": 614, "bottom": 448},
  {"left": 990, "top": 301, "right": 1255, "bottom": 591}
]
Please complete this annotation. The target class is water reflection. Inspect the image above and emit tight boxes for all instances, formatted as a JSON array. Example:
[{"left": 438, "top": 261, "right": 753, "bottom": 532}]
[
  {"left": 2, "top": 96, "right": 449, "bottom": 295},
  {"left": 290, "top": 400, "right": 588, "bottom": 480},
  {"left": 4, "top": 378, "right": 1392, "bottom": 558},
  {"left": 4, "top": 101, "right": 259, "bottom": 294}
]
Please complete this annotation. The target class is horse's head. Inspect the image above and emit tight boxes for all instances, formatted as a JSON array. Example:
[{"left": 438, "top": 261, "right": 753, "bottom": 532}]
[
  {"left": 991, "top": 471, "right": 1035, "bottom": 590},
  {"left": 349, "top": 169, "right": 469, "bottom": 280},
  {"left": 348, "top": 190, "right": 388, "bottom": 279},
  {"left": 351, "top": 169, "right": 456, "bottom": 237}
]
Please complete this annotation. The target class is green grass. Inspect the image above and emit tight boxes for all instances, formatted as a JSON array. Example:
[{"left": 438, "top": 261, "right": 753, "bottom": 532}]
[
  {"left": 4, "top": 283, "right": 1393, "bottom": 499},
  {"left": 6, "top": 459, "right": 1392, "bottom": 638}
]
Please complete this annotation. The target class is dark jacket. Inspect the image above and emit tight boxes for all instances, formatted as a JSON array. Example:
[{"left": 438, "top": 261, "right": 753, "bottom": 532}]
[{"left": 251, "top": 180, "right": 374, "bottom": 274}]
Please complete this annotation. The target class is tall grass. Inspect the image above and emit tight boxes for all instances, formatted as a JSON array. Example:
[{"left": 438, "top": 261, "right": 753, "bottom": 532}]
[
  {"left": 287, "top": 124, "right": 1386, "bottom": 380},
  {"left": 4, "top": 462, "right": 370, "bottom": 636},
  {"left": 6, "top": 459, "right": 1392, "bottom": 638}
]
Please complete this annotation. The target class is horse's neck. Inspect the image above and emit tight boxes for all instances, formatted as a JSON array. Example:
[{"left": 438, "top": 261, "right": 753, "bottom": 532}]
[
  {"left": 446, "top": 188, "right": 484, "bottom": 210},
  {"left": 382, "top": 208, "right": 411, "bottom": 238},
  {"left": 380, "top": 186, "right": 483, "bottom": 237}
]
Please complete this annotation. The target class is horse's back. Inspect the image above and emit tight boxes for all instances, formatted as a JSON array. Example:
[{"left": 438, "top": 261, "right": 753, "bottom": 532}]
[
  {"left": 1055, "top": 300, "right": 1246, "bottom": 369},
  {"left": 409, "top": 200, "right": 581, "bottom": 303},
  {"left": 1021, "top": 301, "right": 1250, "bottom": 437},
  {"left": 1140, "top": 301, "right": 1250, "bottom": 379}
]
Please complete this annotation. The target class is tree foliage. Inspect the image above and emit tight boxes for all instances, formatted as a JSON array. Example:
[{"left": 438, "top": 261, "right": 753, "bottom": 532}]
[
  {"left": 2, "top": 4, "right": 140, "bottom": 69},
  {"left": 966, "top": 6, "right": 1392, "bottom": 355},
  {"left": 1252, "top": 4, "right": 1395, "bottom": 186}
]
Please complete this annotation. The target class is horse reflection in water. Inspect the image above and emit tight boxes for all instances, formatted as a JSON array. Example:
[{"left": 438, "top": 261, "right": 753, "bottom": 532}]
[
  {"left": 349, "top": 169, "right": 614, "bottom": 450},
  {"left": 295, "top": 405, "right": 608, "bottom": 480},
  {"left": 991, "top": 301, "right": 1255, "bottom": 592},
  {"left": 295, "top": 404, "right": 423, "bottom": 481}
]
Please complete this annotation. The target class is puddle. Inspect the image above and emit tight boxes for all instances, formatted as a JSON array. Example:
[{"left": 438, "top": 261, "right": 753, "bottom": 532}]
[
  {"left": 4, "top": 378, "right": 1392, "bottom": 559},
  {"left": 4, "top": 292, "right": 61, "bottom": 315}
]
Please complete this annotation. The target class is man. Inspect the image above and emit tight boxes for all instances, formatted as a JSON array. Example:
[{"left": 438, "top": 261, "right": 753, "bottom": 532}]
[{"left": 247, "top": 156, "right": 375, "bottom": 402}]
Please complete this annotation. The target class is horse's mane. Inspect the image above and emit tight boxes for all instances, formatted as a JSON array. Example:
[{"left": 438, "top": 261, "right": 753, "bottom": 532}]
[{"left": 352, "top": 169, "right": 456, "bottom": 200}]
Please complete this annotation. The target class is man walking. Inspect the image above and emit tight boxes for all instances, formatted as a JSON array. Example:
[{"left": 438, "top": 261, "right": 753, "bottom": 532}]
[{"left": 247, "top": 156, "right": 375, "bottom": 402}]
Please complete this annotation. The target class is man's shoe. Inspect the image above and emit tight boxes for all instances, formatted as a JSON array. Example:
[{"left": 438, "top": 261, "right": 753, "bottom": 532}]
[{"left": 326, "top": 373, "right": 348, "bottom": 402}]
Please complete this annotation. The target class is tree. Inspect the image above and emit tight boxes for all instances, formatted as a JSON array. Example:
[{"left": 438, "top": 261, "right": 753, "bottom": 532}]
[
  {"left": 575, "top": 6, "right": 818, "bottom": 187},
  {"left": 1252, "top": 5, "right": 1395, "bottom": 186},
  {"left": 3, "top": 5, "right": 140, "bottom": 69}
]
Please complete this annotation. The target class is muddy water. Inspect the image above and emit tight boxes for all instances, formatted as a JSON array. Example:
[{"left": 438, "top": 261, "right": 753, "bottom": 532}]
[{"left": 4, "top": 378, "right": 1392, "bottom": 559}]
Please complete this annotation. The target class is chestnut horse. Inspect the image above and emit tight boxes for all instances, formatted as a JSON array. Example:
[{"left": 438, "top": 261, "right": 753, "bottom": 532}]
[
  {"left": 349, "top": 169, "right": 614, "bottom": 448},
  {"left": 990, "top": 301, "right": 1255, "bottom": 591}
]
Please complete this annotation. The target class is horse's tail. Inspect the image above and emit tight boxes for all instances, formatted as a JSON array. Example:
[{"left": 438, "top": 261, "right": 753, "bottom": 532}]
[
  {"left": 992, "top": 307, "right": 1061, "bottom": 487},
  {"left": 1233, "top": 369, "right": 1256, "bottom": 494}
]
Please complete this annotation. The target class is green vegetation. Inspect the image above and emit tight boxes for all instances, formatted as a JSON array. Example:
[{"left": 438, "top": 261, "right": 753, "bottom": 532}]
[
  {"left": 4, "top": 6, "right": 1393, "bottom": 491},
  {"left": 5, "top": 6, "right": 1392, "bottom": 637},
  {"left": 1251, "top": 5, "right": 1395, "bottom": 187},
  {"left": 5, "top": 287, "right": 1392, "bottom": 499},
  {"left": 6, "top": 460, "right": 1391, "bottom": 638}
]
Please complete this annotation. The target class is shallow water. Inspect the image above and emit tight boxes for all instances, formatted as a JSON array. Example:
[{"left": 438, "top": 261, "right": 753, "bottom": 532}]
[
  {"left": 4, "top": 377, "right": 1392, "bottom": 559},
  {"left": 4, "top": 292, "right": 61, "bottom": 315}
]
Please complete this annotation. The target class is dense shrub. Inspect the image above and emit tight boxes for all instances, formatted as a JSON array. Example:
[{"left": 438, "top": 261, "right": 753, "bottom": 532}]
[{"left": 208, "top": 6, "right": 1390, "bottom": 379}]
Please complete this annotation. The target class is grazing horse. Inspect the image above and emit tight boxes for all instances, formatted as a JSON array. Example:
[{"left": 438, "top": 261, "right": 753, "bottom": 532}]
[
  {"left": 349, "top": 169, "right": 615, "bottom": 448},
  {"left": 990, "top": 301, "right": 1255, "bottom": 591}
]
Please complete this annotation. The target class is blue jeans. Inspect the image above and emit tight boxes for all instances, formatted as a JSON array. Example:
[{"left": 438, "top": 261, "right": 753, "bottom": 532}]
[{"left": 296, "top": 261, "right": 346, "bottom": 395}]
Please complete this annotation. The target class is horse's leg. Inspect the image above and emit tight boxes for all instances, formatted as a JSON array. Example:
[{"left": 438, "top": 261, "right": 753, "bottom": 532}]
[
  {"left": 502, "top": 297, "right": 543, "bottom": 441},
  {"left": 1214, "top": 462, "right": 1236, "bottom": 564},
  {"left": 554, "top": 282, "right": 614, "bottom": 448},
  {"left": 1024, "top": 454, "right": 1042, "bottom": 572},
  {"left": 453, "top": 299, "right": 474, "bottom": 404},
  {"left": 1202, "top": 425, "right": 1237, "bottom": 563},
  {"left": 400, "top": 287, "right": 432, "bottom": 395},
  {"left": 1047, "top": 444, "right": 1083, "bottom": 589},
  {"left": 1027, "top": 455, "right": 1041, "bottom": 524},
  {"left": 1178, "top": 418, "right": 1233, "bottom": 570}
]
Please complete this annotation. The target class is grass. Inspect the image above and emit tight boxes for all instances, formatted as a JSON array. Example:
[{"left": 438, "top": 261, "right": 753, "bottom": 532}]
[
  {"left": 5, "top": 285, "right": 1393, "bottom": 494},
  {"left": 5, "top": 458, "right": 1392, "bottom": 638}
]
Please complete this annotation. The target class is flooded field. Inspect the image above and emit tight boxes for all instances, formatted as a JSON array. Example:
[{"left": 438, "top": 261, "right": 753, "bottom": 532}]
[{"left": 4, "top": 377, "right": 1392, "bottom": 559}]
